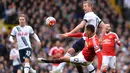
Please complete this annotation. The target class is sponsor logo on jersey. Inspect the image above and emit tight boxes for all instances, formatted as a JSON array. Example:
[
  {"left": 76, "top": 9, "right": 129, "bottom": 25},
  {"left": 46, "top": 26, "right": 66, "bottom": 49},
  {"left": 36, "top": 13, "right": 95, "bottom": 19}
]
[{"left": 18, "top": 32, "right": 28, "bottom": 36}]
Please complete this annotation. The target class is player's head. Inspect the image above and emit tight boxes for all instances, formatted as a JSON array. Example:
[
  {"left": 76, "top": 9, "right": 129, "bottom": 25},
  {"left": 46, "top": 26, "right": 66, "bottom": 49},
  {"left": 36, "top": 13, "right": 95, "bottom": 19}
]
[
  {"left": 55, "top": 39, "right": 61, "bottom": 47},
  {"left": 19, "top": 14, "right": 26, "bottom": 26},
  {"left": 85, "top": 25, "right": 95, "bottom": 37},
  {"left": 105, "top": 24, "right": 111, "bottom": 33},
  {"left": 83, "top": 0, "right": 93, "bottom": 13}
]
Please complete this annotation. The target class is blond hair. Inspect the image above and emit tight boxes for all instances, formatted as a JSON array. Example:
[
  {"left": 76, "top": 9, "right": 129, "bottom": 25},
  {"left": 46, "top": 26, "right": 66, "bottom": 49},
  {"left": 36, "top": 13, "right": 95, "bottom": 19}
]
[{"left": 83, "top": 0, "right": 94, "bottom": 8}]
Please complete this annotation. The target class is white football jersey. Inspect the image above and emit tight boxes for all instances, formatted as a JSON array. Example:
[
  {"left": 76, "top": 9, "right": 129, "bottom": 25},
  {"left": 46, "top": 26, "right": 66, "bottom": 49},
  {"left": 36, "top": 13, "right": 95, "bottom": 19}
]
[
  {"left": 10, "top": 48, "right": 21, "bottom": 66},
  {"left": 83, "top": 12, "right": 102, "bottom": 32},
  {"left": 10, "top": 25, "right": 34, "bottom": 50}
]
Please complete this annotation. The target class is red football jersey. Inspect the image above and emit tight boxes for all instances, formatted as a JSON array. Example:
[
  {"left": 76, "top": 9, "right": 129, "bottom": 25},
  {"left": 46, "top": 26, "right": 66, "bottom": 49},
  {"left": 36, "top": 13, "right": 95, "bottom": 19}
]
[
  {"left": 102, "top": 32, "right": 120, "bottom": 56},
  {"left": 49, "top": 46, "right": 64, "bottom": 66},
  {"left": 82, "top": 35, "right": 100, "bottom": 61}
]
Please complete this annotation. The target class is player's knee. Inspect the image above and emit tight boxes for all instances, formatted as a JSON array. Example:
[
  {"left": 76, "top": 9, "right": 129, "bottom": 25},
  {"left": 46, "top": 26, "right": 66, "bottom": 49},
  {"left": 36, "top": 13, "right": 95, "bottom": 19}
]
[
  {"left": 101, "top": 66, "right": 108, "bottom": 72},
  {"left": 111, "top": 69, "right": 116, "bottom": 73},
  {"left": 24, "top": 58, "right": 30, "bottom": 63},
  {"left": 17, "top": 69, "right": 22, "bottom": 73},
  {"left": 67, "top": 48, "right": 75, "bottom": 54},
  {"left": 60, "top": 56, "right": 70, "bottom": 62}
]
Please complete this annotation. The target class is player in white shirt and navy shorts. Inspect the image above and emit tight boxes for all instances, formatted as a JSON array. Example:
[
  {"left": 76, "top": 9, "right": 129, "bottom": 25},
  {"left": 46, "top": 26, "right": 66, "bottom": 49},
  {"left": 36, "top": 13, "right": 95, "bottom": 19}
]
[
  {"left": 10, "top": 43, "right": 22, "bottom": 73},
  {"left": 55, "top": 1, "right": 106, "bottom": 73},
  {"left": 9, "top": 14, "right": 41, "bottom": 73}
]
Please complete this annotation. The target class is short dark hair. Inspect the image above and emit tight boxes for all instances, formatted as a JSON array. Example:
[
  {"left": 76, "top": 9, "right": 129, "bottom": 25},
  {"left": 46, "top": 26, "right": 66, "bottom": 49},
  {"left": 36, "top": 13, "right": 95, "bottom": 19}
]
[
  {"left": 86, "top": 25, "right": 95, "bottom": 33},
  {"left": 19, "top": 14, "right": 26, "bottom": 18}
]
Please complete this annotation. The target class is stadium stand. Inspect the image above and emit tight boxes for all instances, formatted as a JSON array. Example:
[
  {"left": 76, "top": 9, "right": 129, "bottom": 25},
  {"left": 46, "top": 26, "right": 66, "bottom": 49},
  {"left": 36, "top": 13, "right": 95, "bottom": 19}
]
[{"left": 0, "top": 0, "right": 130, "bottom": 73}]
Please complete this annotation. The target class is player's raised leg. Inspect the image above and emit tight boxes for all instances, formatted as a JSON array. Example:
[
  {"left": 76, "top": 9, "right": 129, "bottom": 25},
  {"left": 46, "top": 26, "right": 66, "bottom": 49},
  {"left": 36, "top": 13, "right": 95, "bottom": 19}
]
[{"left": 55, "top": 38, "right": 84, "bottom": 73}]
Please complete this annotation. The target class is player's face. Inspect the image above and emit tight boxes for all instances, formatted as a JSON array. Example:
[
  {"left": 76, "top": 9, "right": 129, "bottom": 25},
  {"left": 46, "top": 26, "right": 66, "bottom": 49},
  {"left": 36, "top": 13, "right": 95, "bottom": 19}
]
[
  {"left": 83, "top": 3, "right": 90, "bottom": 13},
  {"left": 106, "top": 24, "right": 111, "bottom": 33},
  {"left": 19, "top": 17, "right": 26, "bottom": 26},
  {"left": 56, "top": 41, "right": 60, "bottom": 47},
  {"left": 85, "top": 29, "right": 91, "bottom": 37}
]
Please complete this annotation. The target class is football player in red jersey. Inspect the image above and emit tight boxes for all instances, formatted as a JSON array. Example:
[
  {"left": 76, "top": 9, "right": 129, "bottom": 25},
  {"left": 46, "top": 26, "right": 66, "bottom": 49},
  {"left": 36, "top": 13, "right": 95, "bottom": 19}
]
[
  {"left": 55, "top": 1, "right": 106, "bottom": 73},
  {"left": 38, "top": 25, "right": 102, "bottom": 73},
  {"left": 101, "top": 24, "right": 121, "bottom": 73},
  {"left": 49, "top": 40, "right": 64, "bottom": 73}
]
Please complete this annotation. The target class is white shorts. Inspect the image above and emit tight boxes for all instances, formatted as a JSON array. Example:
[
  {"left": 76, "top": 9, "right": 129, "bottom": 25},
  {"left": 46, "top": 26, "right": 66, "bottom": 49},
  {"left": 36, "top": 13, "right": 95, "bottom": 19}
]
[
  {"left": 102, "top": 56, "right": 116, "bottom": 69},
  {"left": 70, "top": 51, "right": 91, "bottom": 65}
]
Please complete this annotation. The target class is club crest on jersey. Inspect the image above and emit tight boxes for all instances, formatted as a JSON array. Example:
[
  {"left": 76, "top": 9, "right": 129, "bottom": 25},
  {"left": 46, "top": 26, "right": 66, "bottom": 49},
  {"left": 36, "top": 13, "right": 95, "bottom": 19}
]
[
  {"left": 18, "top": 32, "right": 28, "bottom": 36},
  {"left": 94, "top": 45, "right": 99, "bottom": 49},
  {"left": 109, "top": 35, "right": 112, "bottom": 38}
]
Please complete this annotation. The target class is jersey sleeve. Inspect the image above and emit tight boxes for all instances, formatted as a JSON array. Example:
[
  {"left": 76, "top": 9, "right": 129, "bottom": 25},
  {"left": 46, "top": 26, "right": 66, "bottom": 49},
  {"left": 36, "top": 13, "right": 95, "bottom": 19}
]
[
  {"left": 83, "top": 13, "right": 91, "bottom": 22},
  {"left": 96, "top": 51, "right": 102, "bottom": 69},
  {"left": 92, "top": 37, "right": 102, "bottom": 69},
  {"left": 29, "top": 26, "right": 34, "bottom": 35},
  {"left": 96, "top": 16, "right": 102, "bottom": 27},
  {"left": 10, "top": 27, "right": 16, "bottom": 37},
  {"left": 67, "top": 33, "right": 84, "bottom": 38},
  {"left": 92, "top": 37, "right": 101, "bottom": 53},
  {"left": 114, "top": 33, "right": 121, "bottom": 46}
]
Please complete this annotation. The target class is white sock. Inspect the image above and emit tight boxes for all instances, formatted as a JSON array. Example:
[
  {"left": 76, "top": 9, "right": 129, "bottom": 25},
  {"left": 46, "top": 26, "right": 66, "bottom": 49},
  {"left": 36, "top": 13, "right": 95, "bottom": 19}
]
[
  {"left": 87, "top": 64, "right": 95, "bottom": 73},
  {"left": 64, "top": 52, "right": 71, "bottom": 57},
  {"left": 24, "top": 63, "right": 30, "bottom": 73},
  {"left": 30, "top": 67, "right": 36, "bottom": 72},
  {"left": 55, "top": 52, "right": 71, "bottom": 71}
]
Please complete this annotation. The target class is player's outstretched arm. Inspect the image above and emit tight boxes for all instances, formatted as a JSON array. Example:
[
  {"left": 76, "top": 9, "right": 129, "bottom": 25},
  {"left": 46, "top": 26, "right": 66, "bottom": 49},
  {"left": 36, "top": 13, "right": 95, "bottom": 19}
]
[
  {"left": 69, "top": 20, "right": 86, "bottom": 34},
  {"left": 95, "top": 50, "right": 102, "bottom": 73},
  {"left": 60, "top": 33, "right": 84, "bottom": 38}
]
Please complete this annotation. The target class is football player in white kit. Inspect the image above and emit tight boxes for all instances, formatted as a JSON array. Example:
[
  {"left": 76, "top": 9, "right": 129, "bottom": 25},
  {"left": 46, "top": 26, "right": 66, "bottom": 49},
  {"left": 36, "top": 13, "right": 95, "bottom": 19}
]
[
  {"left": 10, "top": 43, "right": 22, "bottom": 73},
  {"left": 9, "top": 14, "right": 41, "bottom": 73},
  {"left": 56, "top": 0, "right": 106, "bottom": 73}
]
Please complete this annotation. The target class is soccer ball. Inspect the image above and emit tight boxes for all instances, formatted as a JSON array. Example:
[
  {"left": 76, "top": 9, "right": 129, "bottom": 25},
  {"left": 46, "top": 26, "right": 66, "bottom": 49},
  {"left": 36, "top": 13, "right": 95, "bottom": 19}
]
[{"left": 46, "top": 16, "right": 56, "bottom": 27}]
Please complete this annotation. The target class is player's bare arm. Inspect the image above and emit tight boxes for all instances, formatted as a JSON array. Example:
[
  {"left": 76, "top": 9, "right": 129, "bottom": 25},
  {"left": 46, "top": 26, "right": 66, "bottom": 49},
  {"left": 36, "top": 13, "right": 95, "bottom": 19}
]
[
  {"left": 60, "top": 20, "right": 86, "bottom": 38},
  {"left": 9, "top": 36, "right": 17, "bottom": 48},
  {"left": 98, "top": 22, "right": 106, "bottom": 42},
  {"left": 68, "top": 20, "right": 86, "bottom": 34},
  {"left": 32, "top": 33, "right": 41, "bottom": 48},
  {"left": 60, "top": 33, "right": 84, "bottom": 38}
]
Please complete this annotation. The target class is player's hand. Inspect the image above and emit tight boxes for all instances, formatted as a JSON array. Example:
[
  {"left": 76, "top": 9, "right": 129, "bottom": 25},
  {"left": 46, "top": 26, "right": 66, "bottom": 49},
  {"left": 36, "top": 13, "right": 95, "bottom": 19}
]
[
  {"left": 38, "top": 42, "right": 41, "bottom": 48},
  {"left": 59, "top": 33, "right": 68, "bottom": 38},
  {"left": 96, "top": 69, "right": 101, "bottom": 73},
  {"left": 115, "top": 39, "right": 119, "bottom": 42}
]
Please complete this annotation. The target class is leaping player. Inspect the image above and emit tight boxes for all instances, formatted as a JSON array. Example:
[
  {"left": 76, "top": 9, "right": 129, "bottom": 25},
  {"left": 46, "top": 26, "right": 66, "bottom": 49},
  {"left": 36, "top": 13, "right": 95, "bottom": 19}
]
[
  {"left": 38, "top": 25, "right": 102, "bottom": 73},
  {"left": 54, "top": 1, "right": 106, "bottom": 73}
]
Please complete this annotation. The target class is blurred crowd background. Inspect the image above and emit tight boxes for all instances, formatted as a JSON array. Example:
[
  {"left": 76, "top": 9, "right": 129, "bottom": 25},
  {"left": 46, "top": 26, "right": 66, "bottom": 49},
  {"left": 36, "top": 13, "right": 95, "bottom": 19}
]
[{"left": 0, "top": 0, "right": 130, "bottom": 73}]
